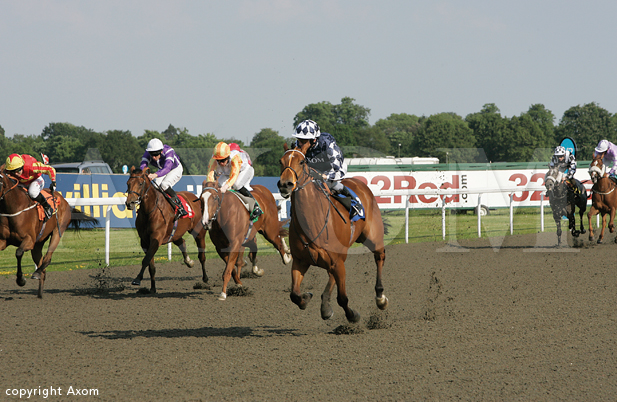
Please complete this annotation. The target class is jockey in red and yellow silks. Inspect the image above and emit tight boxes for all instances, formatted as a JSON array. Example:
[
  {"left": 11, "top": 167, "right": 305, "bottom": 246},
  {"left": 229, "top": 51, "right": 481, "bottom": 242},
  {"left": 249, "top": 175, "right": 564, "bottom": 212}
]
[{"left": 5, "top": 153, "right": 56, "bottom": 220}]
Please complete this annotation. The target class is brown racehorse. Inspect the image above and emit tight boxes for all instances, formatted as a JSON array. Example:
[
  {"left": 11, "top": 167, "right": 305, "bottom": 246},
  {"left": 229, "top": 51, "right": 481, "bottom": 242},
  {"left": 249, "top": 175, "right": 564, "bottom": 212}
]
[
  {"left": 0, "top": 169, "right": 97, "bottom": 298},
  {"left": 125, "top": 167, "right": 208, "bottom": 293},
  {"left": 200, "top": 180, "right": 291, "bottom": 301},
  {"left": 588, "top": 155, "right": 617, "bottom": 243},
  {"left": 277, "top": 142, "right": 388, "bottom": 322}
]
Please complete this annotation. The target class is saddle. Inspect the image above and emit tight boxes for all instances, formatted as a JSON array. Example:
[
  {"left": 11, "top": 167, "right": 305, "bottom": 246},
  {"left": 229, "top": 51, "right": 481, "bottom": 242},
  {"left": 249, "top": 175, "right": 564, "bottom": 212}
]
[{"left": 230, "top": 190, "right": 262, "bottom": 223}]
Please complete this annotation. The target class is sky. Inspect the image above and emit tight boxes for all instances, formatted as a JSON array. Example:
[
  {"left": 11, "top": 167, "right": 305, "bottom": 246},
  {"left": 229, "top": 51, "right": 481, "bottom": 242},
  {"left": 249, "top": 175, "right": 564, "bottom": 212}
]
[{"left": 1, "top": 0, "right": 616, "bottom": 145}]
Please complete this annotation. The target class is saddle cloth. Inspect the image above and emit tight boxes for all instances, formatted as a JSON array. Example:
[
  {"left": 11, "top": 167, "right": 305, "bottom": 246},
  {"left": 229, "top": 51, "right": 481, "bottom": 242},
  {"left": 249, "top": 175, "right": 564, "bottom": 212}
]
[
  {"left": 36, "top": 191, "right": 61, "bottom": 221},
  {"left": 230, "top": 190, "right": 258, "bottom": 214},
  {"left": 177, "top": 195, "right": 195, "bottom": 219},
  {"left": 333, "top": 186, "right": 365, "bottom": 222}
]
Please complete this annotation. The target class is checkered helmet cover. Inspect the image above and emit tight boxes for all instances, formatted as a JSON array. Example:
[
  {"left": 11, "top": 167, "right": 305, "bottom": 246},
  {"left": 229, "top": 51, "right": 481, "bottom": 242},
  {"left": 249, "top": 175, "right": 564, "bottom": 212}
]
[{"left": 293, "top": 120, "right": 321, "bottom": 139}]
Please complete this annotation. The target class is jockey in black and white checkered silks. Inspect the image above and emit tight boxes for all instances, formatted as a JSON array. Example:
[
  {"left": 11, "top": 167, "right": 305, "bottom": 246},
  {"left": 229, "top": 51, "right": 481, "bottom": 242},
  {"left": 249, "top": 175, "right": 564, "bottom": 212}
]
[{"left": 292, "top": 119, "right": 363, "bottom": 219}]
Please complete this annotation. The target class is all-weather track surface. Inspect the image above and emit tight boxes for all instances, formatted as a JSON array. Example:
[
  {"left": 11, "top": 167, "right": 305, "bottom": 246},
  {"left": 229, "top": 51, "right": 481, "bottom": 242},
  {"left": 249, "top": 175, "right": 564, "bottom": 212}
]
[{"left": 1, "top": 231, "right": 616, "bottom": 401}]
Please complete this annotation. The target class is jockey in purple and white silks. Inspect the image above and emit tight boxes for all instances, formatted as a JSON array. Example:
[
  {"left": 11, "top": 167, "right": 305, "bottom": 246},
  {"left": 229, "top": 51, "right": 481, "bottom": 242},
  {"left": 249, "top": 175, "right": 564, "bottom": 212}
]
[
  {"left": 139, "top": 138, "right": 188, "bottom": 218},
  {"left": 292, "top": 119, "right": 363, "bottom": 218},
  {"left": 594, "top": 139, "right": 617, "bottom": 178}
]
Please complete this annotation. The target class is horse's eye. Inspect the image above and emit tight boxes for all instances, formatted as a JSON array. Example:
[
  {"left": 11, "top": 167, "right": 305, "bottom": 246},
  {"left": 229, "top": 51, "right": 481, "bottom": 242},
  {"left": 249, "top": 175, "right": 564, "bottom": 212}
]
[{"left": 299, "top": 160, "right": 305, "bottom": 165}]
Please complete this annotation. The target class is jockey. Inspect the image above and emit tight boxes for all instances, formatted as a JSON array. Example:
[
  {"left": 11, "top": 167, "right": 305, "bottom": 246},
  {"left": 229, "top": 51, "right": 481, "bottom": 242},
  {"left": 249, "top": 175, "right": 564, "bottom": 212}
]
[
  {"left": 548, "top": 146, "right": 577, "bottom": 188},
  {"left": 229, "top": 143, "right": 252, "bottom": 166},
  {"left": 594, "top": 139, "right": 617, "bottom": 179},
  {"left": 207, "top": 141, "right": 263, "bottom": 221},
  {"left": 139, "top": 138, "right": 188, "bottom": 218},
  {"left": 292, "top": 119, "right": 362, "bottom": 218},
  {"left": 4, "top": 153, "right": 56, "bottom": 221}
]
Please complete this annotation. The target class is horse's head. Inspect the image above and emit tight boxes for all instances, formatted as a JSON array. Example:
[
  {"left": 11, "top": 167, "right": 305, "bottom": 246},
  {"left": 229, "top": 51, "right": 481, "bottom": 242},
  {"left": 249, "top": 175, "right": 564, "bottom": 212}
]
[
  {"left": 589, "top": 155, "right": 605, "bottom": 184},
  {"left": 125, "top": 166, "right": 150, "bottom": 210},
  {"left": 199, "top": 180, "right": 221, "bottom": 229},
  {"left": 277, "top": 142, "right": 310, "bottom": 199}
]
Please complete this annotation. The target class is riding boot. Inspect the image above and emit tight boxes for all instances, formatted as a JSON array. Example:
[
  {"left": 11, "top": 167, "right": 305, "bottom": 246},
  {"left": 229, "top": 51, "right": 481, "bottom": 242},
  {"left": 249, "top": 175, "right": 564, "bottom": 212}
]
[
  {"left": 336, "top": 186, "right": 362, "bottom": 218},
  {"left": 164, "top": 188, "right": 188, "bottom": 218},
  {"left": 34, "top": 193, "right": 53, "bottom": 221},
  {"left": 238, "top": 187, "right": 263, "bottom": 221}
]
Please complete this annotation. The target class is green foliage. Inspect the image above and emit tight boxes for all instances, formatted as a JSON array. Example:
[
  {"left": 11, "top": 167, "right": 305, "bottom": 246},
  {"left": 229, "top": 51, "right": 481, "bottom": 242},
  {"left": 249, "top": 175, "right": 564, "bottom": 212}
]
[
  {"left": 465, "top": 103, "right": 507, "bottom": 162},
  {"left": 555, "top": 102, "right": 617, "bottom": 160},
  {"left": 373, "top": 113, "right": 421, "bottom": 156},
  {"left": 414, "top": 113, "right": 478, "bottom": 163},
  {"left": 249, "top": 128, "right": 287, "bottom": 176}
]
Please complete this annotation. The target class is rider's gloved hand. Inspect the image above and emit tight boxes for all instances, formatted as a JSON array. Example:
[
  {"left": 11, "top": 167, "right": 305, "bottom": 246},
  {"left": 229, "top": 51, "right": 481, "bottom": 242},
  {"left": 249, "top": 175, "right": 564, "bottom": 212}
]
[
  {"left": 50, "top": 181, "right": 56, "bottom": 192},
  {"left": 220, "top": 183, "right": 229, "bottom": 193}
]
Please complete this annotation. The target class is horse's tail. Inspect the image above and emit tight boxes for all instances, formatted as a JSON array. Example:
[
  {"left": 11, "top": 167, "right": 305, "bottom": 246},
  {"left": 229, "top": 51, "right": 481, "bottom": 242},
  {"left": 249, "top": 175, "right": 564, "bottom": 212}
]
[
  {"left": 278, "top": 218, "right": 290, "bottom": 238},
  {"left": 382, "top": 217, "right": 391, "bottom": 235},
  {"left": 69, "top": 208, "right": 99, "bottom": 231}
]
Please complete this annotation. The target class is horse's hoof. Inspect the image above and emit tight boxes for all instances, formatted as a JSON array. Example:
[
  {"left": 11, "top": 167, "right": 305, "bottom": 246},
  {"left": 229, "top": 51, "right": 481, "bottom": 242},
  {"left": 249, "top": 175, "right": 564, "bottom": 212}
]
[
  {"left": 16, "top": 277, "right": 26, "bottom": 287},
  {"left": 581, "top": 229, "right": 586, "bottom": 234},
  {"left": 252, "top": 266, "right": 265, "bottom": 277},
  {"left": 131, "top": 279, "right": 141, "bottom": 286},
  {"left": 346, "top": 309, "right": 361, "bottom": 323},
  {"left": 218, "top": 292, "right": 227, "bottom": 301},
  {"left": 572, "top": 230, "right": 580, "bottom": 237},
  {"left": 376, "top": 295, "right": 389, "bottom": 310},
  {"left": 298, "top": 292, "right": 313, "bottom": 310},
  {"left": 282, "top": 253, "right": 292, "bottom": 265},
  {"left": 185, "top": 259, "right": 195, "bottom": 268},
  {"left": 598, "top": 239, "right": 603, "bottom": 244},
  {"left": 31, "top": 271, "right": 42, "bottom": 280},
  {"left": 321, "top": 305, "right": 334, "bottom": 320}
]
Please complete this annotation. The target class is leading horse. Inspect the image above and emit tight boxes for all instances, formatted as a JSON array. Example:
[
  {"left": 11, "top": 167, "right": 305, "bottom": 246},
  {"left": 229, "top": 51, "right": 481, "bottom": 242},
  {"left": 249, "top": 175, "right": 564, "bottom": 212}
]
[
  {"left": 125, "top": 167, "right": 208, "bottom": 293},
  {"left": 0, "top": 169, "right": 97, "bottom": 298},
  {"left": 544, "top": 166, "right": 587, "bottom": 245},
  {"left": 277, "top": 142, "right": 388, "bottom": 322},
  {"left": 587, "top": 155, "right": 617, "bottom": 243},
  {"left": 200, "top": 180, "right": 291, "bottom": 301}
]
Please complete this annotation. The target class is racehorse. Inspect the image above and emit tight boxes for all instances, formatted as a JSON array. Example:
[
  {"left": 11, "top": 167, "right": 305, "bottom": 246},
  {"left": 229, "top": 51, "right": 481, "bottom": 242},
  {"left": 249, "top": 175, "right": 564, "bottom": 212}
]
[
  {"left": 0, "top": 168, "right": 98, "bottom": 298},
  {"left": 200, "top": 180, "right": 291, "bottom": 301},
  {"left": 544, "top": 166, "right": 587, "bottom": 245},
  {"left": 125, "top": 167, "right": 207, "bottom": 293},
  {"left": 587, "top": 155, "right": 617, "bottom": 243},
  {"left": 277, "top": 142, "right": 388, "bottom": 322}
]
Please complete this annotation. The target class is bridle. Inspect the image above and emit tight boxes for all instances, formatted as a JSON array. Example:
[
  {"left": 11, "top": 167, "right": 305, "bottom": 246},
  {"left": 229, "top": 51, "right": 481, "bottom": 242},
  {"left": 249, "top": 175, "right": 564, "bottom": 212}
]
[
  {"left": 280, "top": 149, "right": 315, "bottom": 194},
  {"left": 0, "top": 172, "right": 38, "bottom": 217},
  {"left": 127, "top": 173, "right": 159, "bottom": 214},
  {"left": 201, "top": 185, "right": 223, "bottom": 227}
]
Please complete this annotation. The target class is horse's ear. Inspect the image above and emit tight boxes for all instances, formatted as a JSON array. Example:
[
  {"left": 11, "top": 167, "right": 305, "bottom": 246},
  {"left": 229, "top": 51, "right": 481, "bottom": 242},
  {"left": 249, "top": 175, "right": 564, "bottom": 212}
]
[
  {"left": 283, "top": 143, "right": 289, "bottom": 152},
  {"left": 129, "top": 166, "right": 136, "bottom": 174},
  {"left": 143, "top": 167, "right": 150, "bottom": 174}
]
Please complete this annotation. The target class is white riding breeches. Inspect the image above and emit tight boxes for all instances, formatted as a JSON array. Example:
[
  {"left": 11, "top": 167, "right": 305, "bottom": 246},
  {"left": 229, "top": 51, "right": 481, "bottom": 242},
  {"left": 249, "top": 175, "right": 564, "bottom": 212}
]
[
  {"left": 28, "top": 176, "right": 46, "bottom": 198},
  {"left": 153, "top": 164, "right": 183, "bottom": 191},
  {"left": 218, "top": 165, "right": 254, "bottom": 191}
]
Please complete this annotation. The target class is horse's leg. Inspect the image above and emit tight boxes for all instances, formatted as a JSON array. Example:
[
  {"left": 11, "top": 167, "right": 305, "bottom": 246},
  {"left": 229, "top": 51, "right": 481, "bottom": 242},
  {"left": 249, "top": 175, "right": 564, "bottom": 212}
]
[
  {"left": 555, "top": 217, "right": 562, "bottom": 246},
  {"left": 244, "top": 238, "right": 264, "bottom": 276},
  {"left": 290, "top": 258, "right": 313, "bottom": 309},
  {"left": 133, "top": 238, "right": 160, "bottom": 293},
  {"left": 609, "top": 208, "right": 616, "bottom": 234},
  {"left": 174, "top": 237, "right": 194, "bottom": 268},
  {"left": 194, "top": 232, "right": 208, "bottom": 283},
  {"left": 148, "top": 259, "right": 157, "bottom": 294},
  {"left": 219, "top": 247, "right": 243, "bottom": 301},
  {"left": 31, "top": 242, "right": 46, "bottom": 299},
  {"left": 330, "top": 259, "right": 361, "bottom": 323},
  {"left": 599, "top": 213, "right": 607, "bottom": 244},
  {"left": 579, "top": 203, "right": 586, "bottom": 235},
  {"left": 320, "top": 273, "right": 335, "bottom": 320},
  {"left": 262, "top": 221, "right": 292, "bottom": 265},
  {"left": 373, "top": 246, "right": 388, "bottom": 310},
  {"left": 132, "top": 237, "right": 153, "bottom": 286}
]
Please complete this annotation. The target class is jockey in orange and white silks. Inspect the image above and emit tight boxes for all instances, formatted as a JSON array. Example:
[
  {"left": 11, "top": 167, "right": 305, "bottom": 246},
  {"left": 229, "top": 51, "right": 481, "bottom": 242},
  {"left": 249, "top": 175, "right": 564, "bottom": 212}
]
[
  {"left": 4, "top": 153, "right": 56, "bottom": 220},
  {"left": 207, "top": 141, "right": 262, "bottom": 220},
  {"left": 594, "top": 139, "right": 617, "bottom": 178}
]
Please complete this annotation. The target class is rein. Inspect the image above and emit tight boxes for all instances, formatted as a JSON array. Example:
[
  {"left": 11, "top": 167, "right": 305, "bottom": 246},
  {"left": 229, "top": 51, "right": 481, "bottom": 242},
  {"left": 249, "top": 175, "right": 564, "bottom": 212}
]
[
  {"left": 128, "top": 174, "right": 159, "bottom": 215},
  {"left": 202, "top": 186, "right": 223, "bottom": 223},
  {"left": 0, "top": 173, "right": 39, "bottom": 217}
]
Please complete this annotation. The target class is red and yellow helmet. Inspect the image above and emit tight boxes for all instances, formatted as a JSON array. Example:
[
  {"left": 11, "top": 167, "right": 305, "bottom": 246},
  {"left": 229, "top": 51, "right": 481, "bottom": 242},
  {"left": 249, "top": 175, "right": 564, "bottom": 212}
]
[
  {"left": 5, "top": 154, "right": 24, "bottom": 171},
  {"left": 212, "top": 142, "right": 231, "bottom": 160}
]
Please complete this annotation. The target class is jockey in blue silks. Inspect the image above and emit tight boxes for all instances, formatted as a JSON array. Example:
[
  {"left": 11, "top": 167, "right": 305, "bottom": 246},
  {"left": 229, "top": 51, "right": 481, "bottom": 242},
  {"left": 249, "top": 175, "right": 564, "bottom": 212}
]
[
  {"left": 292, "top": 119, "right": 364, "bottom": 219},
  {"left": 139, "top": 138, "right": 188, "bottom": 218}
]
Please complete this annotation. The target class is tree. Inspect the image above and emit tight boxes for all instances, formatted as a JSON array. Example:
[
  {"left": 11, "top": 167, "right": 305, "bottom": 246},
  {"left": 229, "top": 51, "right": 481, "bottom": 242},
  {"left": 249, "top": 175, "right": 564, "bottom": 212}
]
[
  {"left": 250, "top": 128, "right": 287, "bottom": 176},
  {"left": 373, "top": 113, "right": 421, "bottom": 156},
  {"left": 555, "top": 102, "right": 617, "bottom": 160},
  {"left": 97, "top": 130, "right": 143, "bottom": 173},
  {"left": 465, "top": 103, "right": 507, "bottom": 162},
  {"left": 501, "top": 114, "right": 547, "bottom": 162},
  {"left": 294, "top": 97, "right": 370, "bottom": 148},
  {"left": 414, "top": 113, "right": 477, "bottom": 163}
]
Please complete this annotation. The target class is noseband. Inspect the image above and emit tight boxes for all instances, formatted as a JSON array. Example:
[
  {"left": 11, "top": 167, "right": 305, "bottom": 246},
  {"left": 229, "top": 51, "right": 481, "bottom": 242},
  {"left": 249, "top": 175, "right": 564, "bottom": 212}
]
[{"left": 202, "top": 186, "right": 223, "bottom": 224}]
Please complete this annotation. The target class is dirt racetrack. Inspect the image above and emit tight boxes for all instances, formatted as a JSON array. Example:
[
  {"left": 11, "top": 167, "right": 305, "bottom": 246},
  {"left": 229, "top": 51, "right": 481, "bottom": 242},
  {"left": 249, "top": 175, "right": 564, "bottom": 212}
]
[{"left": 2, "top": 231, "right": 617, "bottom": 401}]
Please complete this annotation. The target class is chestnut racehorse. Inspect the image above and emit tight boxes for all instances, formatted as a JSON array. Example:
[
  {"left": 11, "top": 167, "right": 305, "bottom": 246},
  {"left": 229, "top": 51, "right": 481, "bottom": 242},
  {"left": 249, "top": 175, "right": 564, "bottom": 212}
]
[
  {"left": 125, "top": 167, "right": 208, "bottom": 293},
  {"left": 544, "top": 166, "right": 587, "bottom": 245},
  {"left": 277, "top": 142, "right": 388, "bottom": 322},
  {"left": 200, "top": 180, "right": 291, "bottom": 301},
  {"left": 0, "top": 169, "right": 97, "bottom": 298},
  {"left": 588, "top": 155, "right": 617, "bottom": 243}
]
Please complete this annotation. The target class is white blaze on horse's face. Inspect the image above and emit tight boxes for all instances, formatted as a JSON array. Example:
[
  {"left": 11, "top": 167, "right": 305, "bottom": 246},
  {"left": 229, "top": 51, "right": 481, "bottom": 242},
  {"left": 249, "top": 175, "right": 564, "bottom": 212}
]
[{"left": 201, "top": 192, "right": 213, "bottom": 227}]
